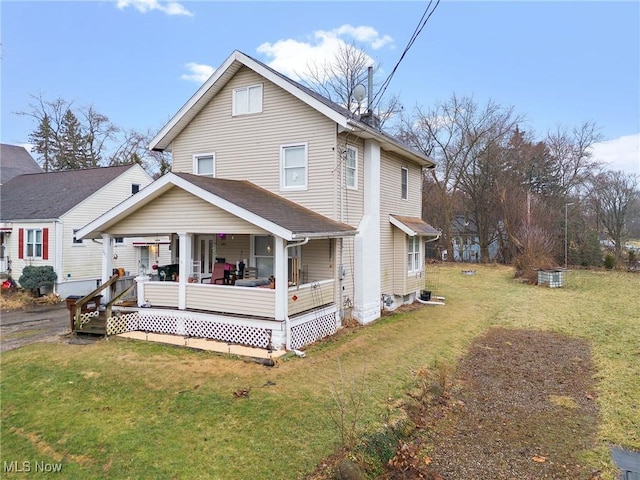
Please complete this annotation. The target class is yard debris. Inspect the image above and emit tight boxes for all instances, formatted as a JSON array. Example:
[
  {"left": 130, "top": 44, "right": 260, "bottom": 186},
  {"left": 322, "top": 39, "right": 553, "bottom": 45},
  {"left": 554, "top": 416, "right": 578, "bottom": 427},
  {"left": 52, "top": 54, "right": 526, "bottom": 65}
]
[{"left": 233, "top": 387, "right": 251, "bottom": 399}]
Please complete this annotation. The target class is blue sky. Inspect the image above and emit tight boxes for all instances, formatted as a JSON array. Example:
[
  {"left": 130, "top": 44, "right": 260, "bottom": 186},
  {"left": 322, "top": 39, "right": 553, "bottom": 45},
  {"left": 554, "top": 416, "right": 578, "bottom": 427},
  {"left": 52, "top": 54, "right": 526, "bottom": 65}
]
[{"left": 2, "top": 0, "right": 639, "bottom": 173}]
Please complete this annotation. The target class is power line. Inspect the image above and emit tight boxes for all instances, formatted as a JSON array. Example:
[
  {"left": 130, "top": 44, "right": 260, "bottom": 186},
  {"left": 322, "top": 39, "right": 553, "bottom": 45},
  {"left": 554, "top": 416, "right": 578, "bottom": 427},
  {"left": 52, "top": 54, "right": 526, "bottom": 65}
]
[{"left": 371, "top": 0, "right": 440, "bottom": 113}]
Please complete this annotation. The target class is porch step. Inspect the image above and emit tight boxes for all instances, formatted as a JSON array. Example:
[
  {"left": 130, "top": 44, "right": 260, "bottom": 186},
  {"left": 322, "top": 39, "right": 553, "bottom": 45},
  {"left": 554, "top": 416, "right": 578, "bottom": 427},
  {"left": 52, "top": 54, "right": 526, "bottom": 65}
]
[{"left": 74, "top": 315, "right": 107, "bottom": 337}]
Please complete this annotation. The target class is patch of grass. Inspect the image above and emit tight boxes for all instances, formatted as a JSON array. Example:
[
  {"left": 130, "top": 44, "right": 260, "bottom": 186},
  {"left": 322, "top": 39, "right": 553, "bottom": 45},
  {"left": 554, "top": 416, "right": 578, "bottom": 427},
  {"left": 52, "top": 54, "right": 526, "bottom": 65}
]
[{"left": 1, "top": 264, "right": 638, "bottom": 479}]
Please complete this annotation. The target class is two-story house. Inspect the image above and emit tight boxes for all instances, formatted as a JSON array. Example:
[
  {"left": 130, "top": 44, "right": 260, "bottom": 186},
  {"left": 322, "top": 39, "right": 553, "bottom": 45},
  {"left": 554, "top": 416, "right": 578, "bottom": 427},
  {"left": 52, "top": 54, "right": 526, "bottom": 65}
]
[{"left": 77, "top": 50, "right": 439, "bottom": 351}]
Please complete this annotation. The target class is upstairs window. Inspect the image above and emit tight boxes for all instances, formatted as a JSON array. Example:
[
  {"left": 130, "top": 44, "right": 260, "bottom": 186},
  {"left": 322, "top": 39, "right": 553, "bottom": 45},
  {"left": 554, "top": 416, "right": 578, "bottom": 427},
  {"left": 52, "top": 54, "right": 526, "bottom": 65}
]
[
  {"left": 346, "top": 145, "right": 358, "bottom": 190},
  {"left": 233, "top": 84, "right": 263, "bottom": 115},
  {"left": 401, "top": 167, "right": 409, "bottom": 200},
  {"left": 193, "top": 153, "right": 215, "bottom": 177},
  {"left": 407, "top": 236, "right": 421, "bottom": 273},
  {"left": 281, "top": 143, "right": 308, "bottom": 190}
]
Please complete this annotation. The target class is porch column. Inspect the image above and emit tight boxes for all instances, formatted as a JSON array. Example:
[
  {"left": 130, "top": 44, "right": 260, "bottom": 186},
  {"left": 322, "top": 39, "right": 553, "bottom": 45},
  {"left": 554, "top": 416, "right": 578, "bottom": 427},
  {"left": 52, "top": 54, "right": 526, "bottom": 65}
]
[
  {"left": 178, "top": 232, "right": 192, "bottom": 310},
  {"left": 101, "top": 233, "right": 113, "bottom": 303},
  {"left": 274, "top": 236, "right": 287, "bottom": 322}
]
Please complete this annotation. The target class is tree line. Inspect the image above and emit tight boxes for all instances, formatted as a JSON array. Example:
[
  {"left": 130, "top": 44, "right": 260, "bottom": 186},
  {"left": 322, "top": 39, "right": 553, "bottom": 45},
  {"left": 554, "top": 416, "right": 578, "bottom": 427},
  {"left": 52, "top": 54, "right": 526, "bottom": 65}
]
[
  {"left": 19, "top": 95, "right": 170, "bottom": 178},
  {"left": 18, "top": 45, "right": 639, "bottom": 272}
]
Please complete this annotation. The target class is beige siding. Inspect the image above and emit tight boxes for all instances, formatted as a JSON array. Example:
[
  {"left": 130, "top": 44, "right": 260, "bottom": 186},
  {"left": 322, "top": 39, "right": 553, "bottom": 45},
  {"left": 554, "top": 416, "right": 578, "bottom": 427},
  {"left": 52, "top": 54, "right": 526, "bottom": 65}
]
[
  {"left": 144, "top": 282, "right": 179, "bottom": 307},
  {"left": 336, "top": 133, "right": 365, "bottom": 226},
  {"left": 288, "top": 280, "right": 335, "bottom": 315},
  {"left": 111, "top": 188, "right": 268, "bottom": 236},
  {"left": 61, "top": 165, "right": 153, "bottom": 280},
  {"left": 300, "top": 239, "right": 334, "bottom": 283},
  {"left": 171, "top": 67, "right": 339, "bottom": 218},
  {"left": 379, "top": 151, "right": 424, "bottom": 295},
  {"left": 186, "top": 283, "right": 275, "bottom": 317}
]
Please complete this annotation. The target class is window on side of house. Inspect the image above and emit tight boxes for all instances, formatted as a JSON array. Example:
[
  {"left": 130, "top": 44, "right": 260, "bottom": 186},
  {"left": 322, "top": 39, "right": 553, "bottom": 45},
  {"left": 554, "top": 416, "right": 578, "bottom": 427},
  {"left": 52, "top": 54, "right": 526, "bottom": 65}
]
[
  {"left": 114, "top": 237, "right": 125, "bottom": 245},
  {"left": 131, "top": 184, "right": 140, "bottom": 194},
  {"left": 281, "top": 143, "right": 308, "bottom": 190},
  {"left": 346, "top": 145, "right": 358, "bottom": 190},
  {"left": 233, "top": 84, "right": 263, "bottom": 116},
  {"left": 401, "top": 166, "right": 409, "bottom": 200},
  {"left": 26, "top": 229, "right": 43, "bottom": 258},
  {"left": 193, "top": 153, "right": 215, "bottom": 177},
  {"left": 253, "top": 235, "right": 274, "bottom": 278},
  {"left": 72, "top": 229, "right": 83, "bottom": 245},
  {"left": 407, "top": 235, "right": 421, "bottom": 273}
]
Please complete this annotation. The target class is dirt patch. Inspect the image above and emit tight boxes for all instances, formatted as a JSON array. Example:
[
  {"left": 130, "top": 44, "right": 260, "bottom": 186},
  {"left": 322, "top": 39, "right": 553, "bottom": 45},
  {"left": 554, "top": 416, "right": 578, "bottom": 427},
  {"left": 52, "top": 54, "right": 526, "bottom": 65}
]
[{"left": 384, "top": 328, "right": 600, "bottom": 479}]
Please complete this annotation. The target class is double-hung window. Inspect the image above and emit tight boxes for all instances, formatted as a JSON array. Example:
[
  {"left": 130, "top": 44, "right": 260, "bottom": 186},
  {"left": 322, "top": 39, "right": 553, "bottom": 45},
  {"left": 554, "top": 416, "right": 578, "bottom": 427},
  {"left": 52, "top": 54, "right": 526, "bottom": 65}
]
[
  {"left": 407, "top": 236, "right": 421, "bottom": 273},
  {"left": 233, "top": 84, "right": 263, "bottom": 115},
  {"left": 281, "top": 143, "right": 308, "bottom": 190},
  {"left": 401, "top": 167, "right": 409, "bottom": 200},
  {"left": 26, "top": 229, "right": 43, "bottom": 258},
  {"left": 193, "top": 153, "right": 215, "bottom": 177},
  {"left": 346, "top": 145, "right": 358, "bottom": 190}
]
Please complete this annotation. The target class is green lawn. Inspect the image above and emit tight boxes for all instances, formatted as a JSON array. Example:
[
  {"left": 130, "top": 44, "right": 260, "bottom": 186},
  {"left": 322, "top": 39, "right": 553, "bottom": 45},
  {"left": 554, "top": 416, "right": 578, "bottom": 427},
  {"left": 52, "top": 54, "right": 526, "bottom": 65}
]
[{"left": 1, "top": 264, "right": 638, "bottom": 479}]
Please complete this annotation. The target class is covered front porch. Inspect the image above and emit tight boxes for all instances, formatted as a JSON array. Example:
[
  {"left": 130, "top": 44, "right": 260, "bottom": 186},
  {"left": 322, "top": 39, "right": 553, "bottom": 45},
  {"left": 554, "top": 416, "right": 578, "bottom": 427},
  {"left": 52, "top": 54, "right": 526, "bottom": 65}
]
[{"left": 77, "top": 173, "right": 357, "bottom": 351}]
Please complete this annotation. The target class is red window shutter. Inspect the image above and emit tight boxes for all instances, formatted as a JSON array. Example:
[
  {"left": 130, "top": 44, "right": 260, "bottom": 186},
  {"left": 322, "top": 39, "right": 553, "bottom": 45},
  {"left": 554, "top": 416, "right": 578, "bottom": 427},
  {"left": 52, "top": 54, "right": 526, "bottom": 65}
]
[
  {"left": 42, "top": 228, "right": 49, "bottom": 260},
  {"left": 18, "top": 228, "right": 24, "bottom": 259}
]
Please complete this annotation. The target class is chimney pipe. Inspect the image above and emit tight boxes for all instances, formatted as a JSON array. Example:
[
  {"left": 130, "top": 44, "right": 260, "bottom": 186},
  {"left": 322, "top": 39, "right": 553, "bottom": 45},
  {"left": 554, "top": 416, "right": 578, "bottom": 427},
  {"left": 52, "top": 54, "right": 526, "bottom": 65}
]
[{"left": 367, "top": 66, "right": 373, "bottom": 114}]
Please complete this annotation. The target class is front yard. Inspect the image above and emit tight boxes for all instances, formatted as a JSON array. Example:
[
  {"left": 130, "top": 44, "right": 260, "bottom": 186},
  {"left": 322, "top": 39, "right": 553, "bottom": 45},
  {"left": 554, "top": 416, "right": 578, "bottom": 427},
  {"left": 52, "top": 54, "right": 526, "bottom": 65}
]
[{"left": 0, "top": 264, "right": 638, "bottom": 478}]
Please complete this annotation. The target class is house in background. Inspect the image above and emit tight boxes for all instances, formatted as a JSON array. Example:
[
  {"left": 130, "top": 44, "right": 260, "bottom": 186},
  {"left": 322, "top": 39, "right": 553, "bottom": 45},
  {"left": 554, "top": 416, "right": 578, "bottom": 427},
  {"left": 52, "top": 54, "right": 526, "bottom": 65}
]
[
  {"left": 0, "top": 144, "right": 44, "bottom": 274},
  {"left": 78, "top": 50, "right": 438, "bottom": 351},
  {"left": 0, "top": 144, "right": 43, "bottom": 185},
  {"left": 449, "top": 215, "right": 499, "bottom": 263},
  {"left": 0, "top": 164, "right": 170, "bottom": 297}
]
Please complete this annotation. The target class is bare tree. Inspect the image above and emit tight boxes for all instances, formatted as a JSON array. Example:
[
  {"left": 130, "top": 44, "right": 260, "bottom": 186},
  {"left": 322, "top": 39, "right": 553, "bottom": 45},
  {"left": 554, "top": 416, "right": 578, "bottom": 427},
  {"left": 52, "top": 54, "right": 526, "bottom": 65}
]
[
  {"left": 297, "top": 42, "right": 402, "bottom": 127},
  {"left": 589, "top": 170, "right": 639, "bottom": 261},
  {"left": 398, "top": 94, "right": 522, "bottom": 261}
]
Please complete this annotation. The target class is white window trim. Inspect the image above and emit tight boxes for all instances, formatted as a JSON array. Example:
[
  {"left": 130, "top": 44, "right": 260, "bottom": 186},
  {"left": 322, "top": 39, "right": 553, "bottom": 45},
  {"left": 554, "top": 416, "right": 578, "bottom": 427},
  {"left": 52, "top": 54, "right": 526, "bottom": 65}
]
[
  {"left": 407, "top": 235, "right": 421, "bottom": 274},
  {"left": 401, "top": 166, "right": 409, "bottom": 200},
  {"left": 345, "top": 145, "right": 358, "bottom": 190},
  {"left": 192, "top": 153, "right": 216, "bottom": 177},
  {"left": 280, "top": 142, "right": 308, "bottom": 191},
  {"left": 25, "top": 228, "right": 43, "bottom": 259},
  {"left": 232, "top": 83, "right": 263, "bottom": 116},
  {"left": 72, "top": 229, "right": 84, "bottom": 246}
]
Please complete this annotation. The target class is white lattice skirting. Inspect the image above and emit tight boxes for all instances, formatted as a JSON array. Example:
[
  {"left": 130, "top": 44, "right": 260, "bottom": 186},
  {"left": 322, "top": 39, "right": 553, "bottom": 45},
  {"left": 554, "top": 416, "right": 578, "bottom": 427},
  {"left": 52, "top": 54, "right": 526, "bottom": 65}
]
[
  {"left": 290, "top": 312, "right": 337, "bottom": 350},
  {"left": 107, "top": 312, "right": 273, "bottom": 349},
  {"left": 107, "top": 309, "right": 337, "bottom": 350},
  {"left": 78, "top": 310, "right": 100, "bottom": 328}
]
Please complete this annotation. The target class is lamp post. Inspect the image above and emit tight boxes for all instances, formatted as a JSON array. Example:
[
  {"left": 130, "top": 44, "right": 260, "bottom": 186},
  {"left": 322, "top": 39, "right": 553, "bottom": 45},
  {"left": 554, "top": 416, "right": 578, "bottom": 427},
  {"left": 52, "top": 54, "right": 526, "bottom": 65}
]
[{"left": 565, "top": 202, "right": 574, "bottom": 269}]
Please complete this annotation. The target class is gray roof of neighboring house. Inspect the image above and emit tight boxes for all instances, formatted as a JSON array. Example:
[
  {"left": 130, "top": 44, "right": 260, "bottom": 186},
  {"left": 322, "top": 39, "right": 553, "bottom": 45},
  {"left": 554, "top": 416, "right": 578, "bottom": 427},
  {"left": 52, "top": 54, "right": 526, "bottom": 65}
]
[
  {"left": 0, "top": 144, "right": 43, "bottom": 184},
  {"left": 1, "top": 165, "right": 135, "bottom": 221},
  {"left": 174, "top": 172, "right": 358, "bottom": 237}
]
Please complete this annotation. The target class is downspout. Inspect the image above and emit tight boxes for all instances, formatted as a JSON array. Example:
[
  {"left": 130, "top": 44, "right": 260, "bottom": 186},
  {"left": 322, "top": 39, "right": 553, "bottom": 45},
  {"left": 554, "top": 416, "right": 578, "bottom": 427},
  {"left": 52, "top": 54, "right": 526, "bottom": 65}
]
[
  {"left": 284, "top": 237, "right": 309, "bottom": 350},
  {"left": 54, "top": 220, "right": 63, "bottom": 296}
]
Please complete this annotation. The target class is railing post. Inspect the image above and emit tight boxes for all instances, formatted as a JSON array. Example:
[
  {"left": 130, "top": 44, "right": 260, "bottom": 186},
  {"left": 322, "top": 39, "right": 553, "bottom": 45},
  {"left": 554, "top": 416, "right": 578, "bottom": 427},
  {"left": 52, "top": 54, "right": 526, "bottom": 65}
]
[{"left": 135, "top": 275, "right": 150, "bottom": 307}]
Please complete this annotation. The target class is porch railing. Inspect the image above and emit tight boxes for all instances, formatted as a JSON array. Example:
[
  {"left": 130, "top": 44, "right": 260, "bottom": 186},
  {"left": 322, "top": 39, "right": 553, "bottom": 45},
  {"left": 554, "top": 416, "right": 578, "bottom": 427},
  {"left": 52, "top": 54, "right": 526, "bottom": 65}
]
[{"left": 288, "top": 279, "right": 335, "bottom": 316}]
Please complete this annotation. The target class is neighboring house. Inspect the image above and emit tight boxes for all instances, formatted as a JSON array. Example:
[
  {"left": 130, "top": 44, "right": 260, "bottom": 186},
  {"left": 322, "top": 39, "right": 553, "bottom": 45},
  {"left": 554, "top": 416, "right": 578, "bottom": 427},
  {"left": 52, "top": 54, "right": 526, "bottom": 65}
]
[
  {"left": 0, "top": 164, "right": 169, "bottom": 297},
  {"left": 449, "top": 215, "right": 499, "bottom": 263},
  {"left": 0, "top": 144, "right": 43, "bottom": 185},
  {"left": 78, "top": 50, "right": 438, "bottom": 351},
  {"left": 0, "top": 144, "right": 44, "bottom": 273}
]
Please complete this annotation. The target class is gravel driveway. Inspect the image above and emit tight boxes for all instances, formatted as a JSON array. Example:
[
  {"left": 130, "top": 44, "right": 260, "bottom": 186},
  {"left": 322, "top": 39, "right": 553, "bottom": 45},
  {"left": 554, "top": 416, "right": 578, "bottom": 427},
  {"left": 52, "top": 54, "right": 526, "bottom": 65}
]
[{"left": 0, "top": 303, "right": 73, "bottom": 352}]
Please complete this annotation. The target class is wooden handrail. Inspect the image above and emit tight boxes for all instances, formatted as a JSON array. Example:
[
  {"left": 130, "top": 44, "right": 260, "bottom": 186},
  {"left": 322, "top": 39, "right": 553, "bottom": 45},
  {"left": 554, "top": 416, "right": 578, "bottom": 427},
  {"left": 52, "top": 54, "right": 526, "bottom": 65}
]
[
  {"left": 74, "top": 274, "right": 120, "bottom": 330},
  {"left": 104, "top": 283, "right": 136, "bottom": 321}
]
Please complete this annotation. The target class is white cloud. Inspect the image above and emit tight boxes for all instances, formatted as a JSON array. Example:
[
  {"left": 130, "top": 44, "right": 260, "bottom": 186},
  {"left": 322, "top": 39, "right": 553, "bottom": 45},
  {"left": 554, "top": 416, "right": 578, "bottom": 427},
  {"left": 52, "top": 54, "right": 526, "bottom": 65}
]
[
  {"left": 257, "top": 24, "right": 394, "bottom": 81},
  {"left": 180, "top": 62, "right": 215, "bottom": 83},
  {"left": 590, "top": 133, "right": 640, "bottom": 175},
  {"left": 116, "top": 0, "right": 193, "bottom": 17}
]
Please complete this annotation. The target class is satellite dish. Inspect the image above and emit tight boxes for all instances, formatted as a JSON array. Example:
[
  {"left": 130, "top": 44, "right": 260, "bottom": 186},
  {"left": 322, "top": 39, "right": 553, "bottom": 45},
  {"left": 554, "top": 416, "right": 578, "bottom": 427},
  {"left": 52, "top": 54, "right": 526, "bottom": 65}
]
[{"left": 353, "top": 84, "right": 366, "bottom": 103}]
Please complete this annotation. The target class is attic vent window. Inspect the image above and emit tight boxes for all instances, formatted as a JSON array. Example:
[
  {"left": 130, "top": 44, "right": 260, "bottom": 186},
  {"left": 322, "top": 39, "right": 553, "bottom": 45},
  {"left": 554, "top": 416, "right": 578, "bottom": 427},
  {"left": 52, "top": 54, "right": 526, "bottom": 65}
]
[
  {"left": 193, "top": 153, "right": 215, "bottom": 177},
  {"left": 233, "top": 84, "right": 263, "bottom": 116}
]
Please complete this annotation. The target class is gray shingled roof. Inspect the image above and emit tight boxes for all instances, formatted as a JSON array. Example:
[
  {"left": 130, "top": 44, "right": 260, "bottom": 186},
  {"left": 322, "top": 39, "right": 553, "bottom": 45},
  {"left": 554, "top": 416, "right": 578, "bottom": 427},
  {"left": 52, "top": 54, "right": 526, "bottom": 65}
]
[
  {"left": 174, "top": 172, "right": 357, "bottom": 237},
  {"left": 391, "top": 214, "right": 440, "bottom": 237},
  {"left": 1, "top": 165, "right": 134, "bottom": 220},
  {"left": 0, "top": 144, "right": 43, "bottom": 184}
]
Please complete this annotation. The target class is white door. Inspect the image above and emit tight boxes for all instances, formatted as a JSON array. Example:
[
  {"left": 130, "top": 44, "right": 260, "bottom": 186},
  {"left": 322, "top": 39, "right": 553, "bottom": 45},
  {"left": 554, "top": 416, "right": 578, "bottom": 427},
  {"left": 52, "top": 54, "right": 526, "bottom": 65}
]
[{"left": 196, "top": 236, "right": 217, "bottom": 276}]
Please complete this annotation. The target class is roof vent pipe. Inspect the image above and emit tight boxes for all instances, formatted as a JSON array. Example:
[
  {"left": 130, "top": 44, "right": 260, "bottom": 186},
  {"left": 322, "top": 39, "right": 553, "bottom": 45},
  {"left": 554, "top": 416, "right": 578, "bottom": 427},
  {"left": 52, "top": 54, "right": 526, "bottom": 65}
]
[{"left": 367, "top": 66, "right": 373, "bottom": 115}]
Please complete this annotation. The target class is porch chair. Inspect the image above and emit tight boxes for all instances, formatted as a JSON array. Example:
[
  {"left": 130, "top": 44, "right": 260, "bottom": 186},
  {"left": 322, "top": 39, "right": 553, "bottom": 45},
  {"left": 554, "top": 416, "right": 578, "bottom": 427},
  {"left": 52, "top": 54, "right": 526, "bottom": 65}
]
[
  {"left": 201, "top": 262, "right": 230, "bottom": 284},
  {"left": 244, "top": 267, "right": 258, "bottom": 279}
]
